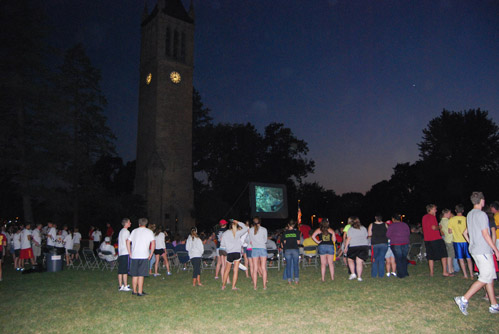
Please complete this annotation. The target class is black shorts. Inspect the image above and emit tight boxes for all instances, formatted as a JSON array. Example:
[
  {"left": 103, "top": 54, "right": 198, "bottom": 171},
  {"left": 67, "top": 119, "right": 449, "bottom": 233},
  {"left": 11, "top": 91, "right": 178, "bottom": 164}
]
[
  {"left": 15, "top": 249, "right": 20, "bottom": 257},
  {"left": 118, "top": 255, "right": 129, "bottom": 274},
  {"left": 347, "top": 246, "right": 369, "bottom": 261},
  {"left": 129, "top": 259, "right": 149, "bottom": 277},
  {"left": 226, "top": 252, "right": 241, "bottom": 263},
  {"left": 425, "top": 239, "right": 448, "bottom": 261},
  {"left": 154, "top": 249, "right": 165, "bottom": 255}
]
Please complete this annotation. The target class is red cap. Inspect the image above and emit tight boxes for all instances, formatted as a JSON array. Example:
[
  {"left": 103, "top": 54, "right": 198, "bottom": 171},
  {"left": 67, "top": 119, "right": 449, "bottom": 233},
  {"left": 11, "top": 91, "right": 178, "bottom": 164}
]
[{"left": 219, "top": 219, "right": 228, "bottom": 225}]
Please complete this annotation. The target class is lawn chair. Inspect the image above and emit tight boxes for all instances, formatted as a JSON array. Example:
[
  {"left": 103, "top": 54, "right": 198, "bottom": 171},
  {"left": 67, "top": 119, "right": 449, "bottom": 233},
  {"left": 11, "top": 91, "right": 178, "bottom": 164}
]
[
  {"left": 201, "top": 250, "right": 216, "bottom": 271},
  {"left": 99, "top": 251, "right": 117, "bottom": 271},
  {"left": 66, "top": 249, "right": 78, "bottom": 269},
  {"left": 167, "top": 248, "right": 179, "bottom": 269},
  {"left": 82, "top": 248, "right": 100, "bottom": 270},
  {"left": 267, "top": 249, "right": 280, "bottom": 271},
  {"left": 176, "top": 251, "right": 192, "bottom": 272},
  {"left": 302, "top": 245, "right": 319, "bottom": 269}
]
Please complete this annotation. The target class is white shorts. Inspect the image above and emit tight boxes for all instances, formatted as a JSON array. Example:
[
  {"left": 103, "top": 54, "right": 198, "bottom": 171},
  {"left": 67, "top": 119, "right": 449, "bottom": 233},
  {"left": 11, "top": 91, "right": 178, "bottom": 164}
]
[{"left": 472, "top": 254, "right": 497, "bottom": 284}]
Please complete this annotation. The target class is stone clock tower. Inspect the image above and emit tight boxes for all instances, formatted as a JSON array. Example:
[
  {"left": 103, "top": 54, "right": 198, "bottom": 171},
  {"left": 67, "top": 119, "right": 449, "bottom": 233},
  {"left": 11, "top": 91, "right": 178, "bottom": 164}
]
[{"left": 135, "top": 0, "right": 195, "bottom": 234}]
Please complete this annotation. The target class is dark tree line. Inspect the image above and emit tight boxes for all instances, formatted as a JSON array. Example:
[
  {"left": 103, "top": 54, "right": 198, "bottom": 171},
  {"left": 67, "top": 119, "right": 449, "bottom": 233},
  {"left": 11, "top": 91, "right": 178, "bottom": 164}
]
[{"left": 0, "top": 1, "right": 139, "bottom": 231}]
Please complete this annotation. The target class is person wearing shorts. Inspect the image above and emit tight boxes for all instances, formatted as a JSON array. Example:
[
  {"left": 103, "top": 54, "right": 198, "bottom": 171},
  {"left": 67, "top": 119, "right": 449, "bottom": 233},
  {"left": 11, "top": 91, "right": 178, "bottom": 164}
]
[
  {"left": 0, "top": 231, "right": 6, "bottom": 281},
  {"left": 20, "top": 225, "right": 36, "bottom": 269},
  {"left": 312, "top": 219, "right": 336, "bottom": 282},
  {"left": 249, "top": 217, "right": 268, "bottom": 290},
  {"left": 214, "top": 220, "right": 228, "bottom": 280},
  {"left": 220, "top": 220, "right": 248, "bottom": 290},
  {"left": 344, "top": 217, "right": 369, "bottom": 281},
  {"left": 126, "top": 218, "right": 155, "bottom": 296},
  {"left": 422, "top": 204, "right": 451, "bottom": 277},
  {"left": 118, "top": 218, "right": 131, "bottom": 291},
  {"left": 454, "top": 192, "right": 499, "bottom": 315},
  {"left": 31, "top": 224, "right": 42, "bottom": 262},
  {"left": 449, "top": 204, "right": 473, "bottom": 279},
  {"left": 385, "top": 244, "right": 396, "bottom": 277}
]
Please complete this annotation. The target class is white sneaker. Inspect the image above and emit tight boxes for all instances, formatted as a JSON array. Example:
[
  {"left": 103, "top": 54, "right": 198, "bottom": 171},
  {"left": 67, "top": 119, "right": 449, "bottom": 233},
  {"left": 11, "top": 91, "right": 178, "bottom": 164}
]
[
  {"left": 167, "top": 272, "right": 172, "bottom": 276},
  {"left": 489, "top": 304, "right": 499, "bottom": 314},
  {"left": 391, "top": 272, "right": 397, "bottom": 277},
  {"left": 122, "top": 285, "right": 131, "bottom": 292},
  {"left": 357, "top": 278, "right": 363, "bottom": 282},
  {"left": 349, "top": 274, "right": 357, "bottom": 280},
  {"left": 119, "top": 285, "right": 124, "bottom": 291},
  {"left": 386, "top": 272, "right": 391, "bottom": 277},
  {"left": 238, "top": 263, "right": 247, "bottom": 271}
]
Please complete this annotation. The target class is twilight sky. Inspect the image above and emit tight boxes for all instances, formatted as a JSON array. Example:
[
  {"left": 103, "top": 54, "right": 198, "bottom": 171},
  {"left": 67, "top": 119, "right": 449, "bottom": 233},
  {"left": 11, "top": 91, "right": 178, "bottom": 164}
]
[{"left": 43, "top": 0, "right": 499, "bottom": 194}]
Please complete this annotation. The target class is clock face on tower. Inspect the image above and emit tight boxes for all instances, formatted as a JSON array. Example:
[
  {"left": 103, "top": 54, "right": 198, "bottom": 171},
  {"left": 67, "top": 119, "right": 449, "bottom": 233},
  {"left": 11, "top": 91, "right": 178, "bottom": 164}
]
[{"left": 170, "top": 71, "right": 181, "bottom": 84}]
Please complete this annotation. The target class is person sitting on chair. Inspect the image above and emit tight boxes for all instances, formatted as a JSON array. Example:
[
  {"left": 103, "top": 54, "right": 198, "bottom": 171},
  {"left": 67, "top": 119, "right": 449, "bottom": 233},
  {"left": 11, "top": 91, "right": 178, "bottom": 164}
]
[{"left": 99, "top": 237, "right": 118, "bottom": 262}]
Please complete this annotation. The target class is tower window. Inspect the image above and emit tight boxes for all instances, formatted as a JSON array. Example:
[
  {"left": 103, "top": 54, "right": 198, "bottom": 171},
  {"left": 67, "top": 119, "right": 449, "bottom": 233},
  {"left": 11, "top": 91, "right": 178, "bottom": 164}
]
[
  {"left": 173, "top": 30, "right": 179, "bottom": 59},
  {"left": 165, "top": 27, "right": 171, "bottom": 57},
  {"left": 181, "top": 32, "right": 186, "bottom": 61}
]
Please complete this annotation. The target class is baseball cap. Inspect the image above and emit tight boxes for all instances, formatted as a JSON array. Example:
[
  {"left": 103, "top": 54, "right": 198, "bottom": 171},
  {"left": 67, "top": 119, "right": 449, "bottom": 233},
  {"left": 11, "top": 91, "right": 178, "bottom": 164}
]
[
  {"left": 219, "top": 219, "right": 228, "bottom": 225},
  {"left": 104, "top": 237, "right": 111, "bottom": 242}
]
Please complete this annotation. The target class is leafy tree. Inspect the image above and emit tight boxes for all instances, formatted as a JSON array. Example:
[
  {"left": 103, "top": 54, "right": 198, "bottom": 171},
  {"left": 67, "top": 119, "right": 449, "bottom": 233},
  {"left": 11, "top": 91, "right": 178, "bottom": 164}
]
[{"left": 57, "top": 44, "right": 116, "bottom": 227}]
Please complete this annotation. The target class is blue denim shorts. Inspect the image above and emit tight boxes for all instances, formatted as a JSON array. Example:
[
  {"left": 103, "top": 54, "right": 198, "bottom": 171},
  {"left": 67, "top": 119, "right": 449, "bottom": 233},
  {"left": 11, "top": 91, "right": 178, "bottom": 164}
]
[
  {"left": 385, "top": 246, "right": 394, "bottom": 258},
  {"left": 251, "top": 248, "right": 267, "bottom": 258},
  {"left": 318, "top": 244, "right": 335, "bottom": 255}
]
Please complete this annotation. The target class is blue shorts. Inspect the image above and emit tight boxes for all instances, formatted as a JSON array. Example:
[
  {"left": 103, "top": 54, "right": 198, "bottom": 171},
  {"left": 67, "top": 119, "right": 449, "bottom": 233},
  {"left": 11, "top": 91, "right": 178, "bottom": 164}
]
[
  {"left": 385, "top": 247, "right": 394, "bottom": 258},
  {"left": 246, "top": 248, "right": 252, "bottom": 257},
  {"left": 318, "top": 244, "right": 335, "bottom": 255},
  {"left": 453, "top": 242, "right": 471, "bottom": 259},
  {"left": 251, "top": 248, "right": 267, "bottom": 258}
]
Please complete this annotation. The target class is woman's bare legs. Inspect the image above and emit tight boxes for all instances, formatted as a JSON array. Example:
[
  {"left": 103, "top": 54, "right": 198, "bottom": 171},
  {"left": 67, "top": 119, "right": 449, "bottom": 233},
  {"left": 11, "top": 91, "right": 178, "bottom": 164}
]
[
  {"left": 232, "top": 260, "right": 240, "bottom": 289},
  {"left": 222, "top": 261, "right": 232, "bottom": 290},
  {"left": 327, "top": 254, "right": 335, "bottom": 280},
  {"left": 320, "top": 255, "right": 327, "bottom": 281},
  {"left": 259, "top": 257, "right": 268, "bottom": 289},
  {"left": 356, "top": 257, "right": 364, "bottom": 279},
  {"left": 154, "top": 254, "right": 160, "bottom": 275}
]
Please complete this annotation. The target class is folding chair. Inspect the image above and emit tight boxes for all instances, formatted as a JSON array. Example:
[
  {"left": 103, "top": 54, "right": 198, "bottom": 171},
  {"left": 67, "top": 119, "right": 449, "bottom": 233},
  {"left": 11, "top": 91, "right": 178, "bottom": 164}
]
[
  {"left": 201, "top": 250, "right": 216, "bottom": 271},
  {"left": 267, "top": 249, "right": 280, "bottom": 271},
  {"left": 73, "top": 250, "right": 86, "bottom": 270},
  {"left": 302, "top": 246, "right": 319, "bottom": 269},
  {"left": 99, "top": 251, "right": 117, "bottom": 271},
  {"left": 166, "top": 248, "right": 178, "bottom": 269},
  {"left": 66, "top": 249, "right": 78, "bottom": 269},
  {"left": 82, "top": 248, "right": 100, "bottom": 270},
  {"left": 176, "top": 251, "right": 192, "bottom": 272}
]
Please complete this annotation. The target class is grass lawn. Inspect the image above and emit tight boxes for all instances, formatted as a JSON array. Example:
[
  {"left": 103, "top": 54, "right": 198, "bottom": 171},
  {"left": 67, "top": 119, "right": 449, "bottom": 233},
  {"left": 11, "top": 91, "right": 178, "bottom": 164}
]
[{"left": 0, "top": 260, "right": 497, "bottom": 334}]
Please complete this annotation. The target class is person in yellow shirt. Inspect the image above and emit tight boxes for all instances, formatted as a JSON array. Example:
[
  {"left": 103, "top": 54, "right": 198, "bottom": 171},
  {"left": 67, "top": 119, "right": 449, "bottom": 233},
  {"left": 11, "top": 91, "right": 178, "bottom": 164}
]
[
  {"left": 448, "top": 204, "right": 473, "bottom": 279},
  {"left": 490, "top": 201, "right": 499, "bottom": 249},
  {"left": 439, "top": 209, "right": 455, "bottom": 275}
]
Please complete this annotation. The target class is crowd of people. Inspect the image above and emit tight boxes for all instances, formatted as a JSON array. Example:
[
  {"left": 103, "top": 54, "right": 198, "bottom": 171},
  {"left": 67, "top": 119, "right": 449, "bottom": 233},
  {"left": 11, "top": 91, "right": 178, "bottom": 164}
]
[{"left": 1, "top": 192, "right": 498, "bottom": 314}]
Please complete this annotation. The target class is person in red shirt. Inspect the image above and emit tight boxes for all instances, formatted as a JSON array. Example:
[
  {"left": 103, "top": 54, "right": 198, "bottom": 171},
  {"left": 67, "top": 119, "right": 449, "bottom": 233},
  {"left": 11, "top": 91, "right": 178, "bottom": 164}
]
[
  {"left": 299, "top": 223, "right": 311, "bottom": 239},
  {"left": 0, "top": 231, "right": 6, "bottom": 281},
  {"left": 106, "top": 223, "right": 114, "bottom": 239},
  {"left": 422, "top": 204, "right": 451, "bottom": 277}
]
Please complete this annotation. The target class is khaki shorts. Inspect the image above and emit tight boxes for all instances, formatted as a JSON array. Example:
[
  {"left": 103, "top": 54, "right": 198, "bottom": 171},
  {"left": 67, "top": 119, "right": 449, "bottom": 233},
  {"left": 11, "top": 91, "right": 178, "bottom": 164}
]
[
  {"left": 73, "top": 244, "right": 80, "bottom": 252},
  {"left": 472, "top": 254, "right": 497, "bottom": 284},
  {"left": 445, "top": 242, "right": 454, "bottom": 259}
]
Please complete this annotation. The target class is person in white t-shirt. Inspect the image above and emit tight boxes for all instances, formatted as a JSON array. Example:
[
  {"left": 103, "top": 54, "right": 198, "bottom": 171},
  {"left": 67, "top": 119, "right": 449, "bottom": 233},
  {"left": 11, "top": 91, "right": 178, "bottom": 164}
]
[
  {"left": 55, "top": 230, "right": 65, "bottom": 254},
  {"left": 72, "top": 228, "right": 82, "bottom": 260},
  {"left": 31, "top": 224, "right": 43, "bottom": 262},
  {"left": 153, "top": 226, "right": 171, "bottom": 276},
  {"left": 61, "top": 225, "right": 69, "bottom": 239},
  {"left": 46, "top": 222, "right": 57, "bottom": 250},
  {"left": 63, "top": 230, "right": 74, "bottom": 265},
  {"left": 127, "top": 218, "right": 155, "bottom": 296},
  {"left": 99, "top": 237, "right": 118, "bottom": 262},
  {"left": 13, "top": 228, "right": 22, "bottom": 270},
  {"left": 92, "top": 228, "right": 102, "bottom": 252},
  {"left": 117, "top": 218, "right": 132, "bottom": 291}
]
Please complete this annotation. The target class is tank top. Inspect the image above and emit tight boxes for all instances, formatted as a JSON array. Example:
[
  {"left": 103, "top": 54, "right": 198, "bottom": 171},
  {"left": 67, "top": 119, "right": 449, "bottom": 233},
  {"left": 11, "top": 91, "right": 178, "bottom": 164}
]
[
  {"left": 318, "top": 232, "right": 334, "bottom": 245},
  {"left": 371, "top": 223, "right": 388, "bottom": 245}
]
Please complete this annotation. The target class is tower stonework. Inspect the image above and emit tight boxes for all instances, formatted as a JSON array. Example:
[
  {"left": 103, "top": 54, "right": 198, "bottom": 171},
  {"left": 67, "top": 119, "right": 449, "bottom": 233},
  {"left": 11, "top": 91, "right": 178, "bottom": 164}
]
[{"left": 135, "top": 0, "right": 195, "bottom": 234}]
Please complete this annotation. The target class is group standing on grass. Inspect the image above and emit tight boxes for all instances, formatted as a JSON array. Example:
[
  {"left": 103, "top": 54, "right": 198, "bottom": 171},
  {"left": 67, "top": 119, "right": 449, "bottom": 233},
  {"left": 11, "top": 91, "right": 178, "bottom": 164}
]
[{"left": 1, "top": 192, "right": 498, "bottom": 318}]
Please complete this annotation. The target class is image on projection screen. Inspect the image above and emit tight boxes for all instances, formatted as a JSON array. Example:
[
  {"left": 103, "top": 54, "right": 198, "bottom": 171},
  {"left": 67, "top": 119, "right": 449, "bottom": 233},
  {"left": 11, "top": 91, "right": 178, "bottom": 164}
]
[{"left": 255, "top": 185, "right": 285, "bottom": 213}]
